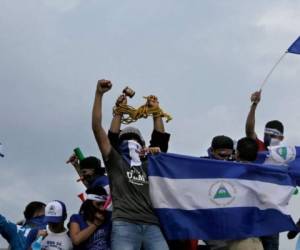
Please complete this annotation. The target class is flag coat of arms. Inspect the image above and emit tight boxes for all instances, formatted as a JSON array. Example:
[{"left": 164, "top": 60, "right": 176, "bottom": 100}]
[{"left": 148, "top": 150, "right": 300, "bottom": 240}]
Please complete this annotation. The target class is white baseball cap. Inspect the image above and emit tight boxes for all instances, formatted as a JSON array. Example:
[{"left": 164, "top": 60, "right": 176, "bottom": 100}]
[{"left": 44, "top": 200, "right": 67, "bottom": 223}]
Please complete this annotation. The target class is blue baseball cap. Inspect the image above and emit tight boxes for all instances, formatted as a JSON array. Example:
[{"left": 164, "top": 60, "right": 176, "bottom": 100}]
[{"left": 44, "top": 200, "right": 67, "bottom": 223}]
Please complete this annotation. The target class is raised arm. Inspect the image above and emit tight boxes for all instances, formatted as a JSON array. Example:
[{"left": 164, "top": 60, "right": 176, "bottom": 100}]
[
  {"left": 148, "top": 95, "right": 165, "bottom": 133},
  {"left": 92, "top": 79, "right": 112, "bottom": 160},
  {"left": 147, "top": 95, "right": 170, "bottom": 152},
  {"left": 66, "top": 154, "right": 81, "bottom": 176},
  {"left": 245, "top": 91, "right": 261, "bottom": 140},
  {"left": 110, "top": 94, "right": 127, "bottom": 133}
]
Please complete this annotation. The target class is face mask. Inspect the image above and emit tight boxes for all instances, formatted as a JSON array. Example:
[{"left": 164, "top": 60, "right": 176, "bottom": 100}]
[
  {"left": 269, "top": 138, "right": 281, "bottom": 146},
  {"left": 264, "top": 134, "right": 281, "bottom": 147},
  {"left": 120, "top": 140, "right": 142, "bottom": 166}
]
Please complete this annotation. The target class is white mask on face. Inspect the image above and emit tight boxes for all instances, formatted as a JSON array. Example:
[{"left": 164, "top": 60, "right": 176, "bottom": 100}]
[
  {"left": 269, "top": 138, "right": 281, "bottom": 147},
  {"left": 127, "top": 140, "right": 142, "bottom": 166}
]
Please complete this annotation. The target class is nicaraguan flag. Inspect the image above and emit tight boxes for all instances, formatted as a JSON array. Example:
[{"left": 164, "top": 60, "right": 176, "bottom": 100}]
[
  {"left": 287, "top": 37, "right": 300, "bottom": 54},
  {"left": 148, "top": 151, "right": 300, "bottom": 240}
]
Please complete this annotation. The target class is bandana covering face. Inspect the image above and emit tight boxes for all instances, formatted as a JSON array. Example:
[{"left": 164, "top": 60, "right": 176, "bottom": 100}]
[{"left": 119, "top": 140, "right": 142, "bottom": 166}]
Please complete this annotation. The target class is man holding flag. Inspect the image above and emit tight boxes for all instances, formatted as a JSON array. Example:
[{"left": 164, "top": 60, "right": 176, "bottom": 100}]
[
  {"left": 245, "top": 90, "right": 286, "bottom": 250},
  {"left": 245, "top": 90, "right": 284, "bottom": 151},
  {"left": 147, "top": 140, "right": 298, "bottom": 247}
]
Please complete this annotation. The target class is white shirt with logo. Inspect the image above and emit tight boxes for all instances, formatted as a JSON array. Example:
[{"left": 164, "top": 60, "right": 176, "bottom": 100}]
[{"left": 41, "top": 227, "right": 73, "bottom": 250}]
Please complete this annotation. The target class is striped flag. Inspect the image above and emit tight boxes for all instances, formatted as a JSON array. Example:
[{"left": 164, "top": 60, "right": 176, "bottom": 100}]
[{"left": 148, "top": 151, "right": 300, "bottom": 240}]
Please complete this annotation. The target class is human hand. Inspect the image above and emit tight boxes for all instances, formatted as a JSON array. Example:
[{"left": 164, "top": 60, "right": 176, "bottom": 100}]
[
  {"left": 37, "top": 229, "right": 47, "bottom": 238},
  {"left": 146, "top": 95, "right": 159, "bottom": 109},
  {"left": 148, "top": 147, "right": 161, "bottom": 155},
  {"left": 115, "top": 94, "right": 127, "bottom": 106},
  {"left": 93, "top": 212, "right": 105, "bottom": 226},
  {"left": 250, "top": 91, "right": 261, "bottom": 104},
  {"left": 66, "top": 154, "right": 80, "bottom": 168},
  {"left": 139, "top": 147, "right": 161, "bottom": 157},
  {"left": 96, "top": 79, "right": 112, "bottom": 94}
]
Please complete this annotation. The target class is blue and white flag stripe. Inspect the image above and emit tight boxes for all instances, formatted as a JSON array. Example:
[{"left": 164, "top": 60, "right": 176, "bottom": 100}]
[
  {"left": 149, "top": 177, "right": 294, "bottom": 212},
  {"left": 154, "top": 208, "right": 295, "bottom": 241},
  {"left": 149, "top": 153, "right": 294, "bottom": 186},
  {"left": 148, "top": 153, "right": 299, "bottom": 240}
]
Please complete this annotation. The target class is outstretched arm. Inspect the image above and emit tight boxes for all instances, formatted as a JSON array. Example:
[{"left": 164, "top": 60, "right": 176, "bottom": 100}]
[
  {"left": 245, "top": 91, "right": 261, "bottom": 140},
  {"left": 92, "top": 79, "right": 112, "bottom": 160},
  {"left": 110, "top": 94, "right": 127, "bottom": 133},
  {"left": 147, "top": 95, "right": 170, "bottom": 152}
]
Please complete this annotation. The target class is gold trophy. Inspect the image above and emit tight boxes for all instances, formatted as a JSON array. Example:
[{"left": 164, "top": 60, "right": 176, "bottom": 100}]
[{"left": 113, "top": 86, "right": 172, "bottom": 124}]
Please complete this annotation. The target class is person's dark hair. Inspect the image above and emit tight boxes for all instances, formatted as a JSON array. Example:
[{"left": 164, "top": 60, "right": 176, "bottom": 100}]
[
  {"left": 79, "top": 186, "right": 107, "bottom": 223},
  {"left": 23, "top": 201, "right": 46, "bottom": 220},
  {"left": 265, "top": 120, "right": 284, "bottom": 134},
  {"left": 211, "top": 135, "right": 234, "bottom": 150},
  {"left": 237, "top": 137, "right": 258, "bottom": 162},
  {"left": 119, "top": 133, "right": 144, "bottom": 147},
  {"left": 80, "top": 156, "right": 105, "bottom": 176}
]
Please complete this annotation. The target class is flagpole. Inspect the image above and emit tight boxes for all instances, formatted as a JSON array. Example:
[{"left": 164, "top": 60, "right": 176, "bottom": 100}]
[{"left": 259, "top": 52, "right": 287, "bottom": 91}]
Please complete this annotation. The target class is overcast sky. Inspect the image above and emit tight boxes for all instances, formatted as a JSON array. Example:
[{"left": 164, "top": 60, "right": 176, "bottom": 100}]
[{"left": 1, "top": 0, "right": 300, "bottom": 249}]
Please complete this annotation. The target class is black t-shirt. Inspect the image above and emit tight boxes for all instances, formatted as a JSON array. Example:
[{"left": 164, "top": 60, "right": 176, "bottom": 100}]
[{"left": 105, "top": 130, "right": 170, "bottom": 224}]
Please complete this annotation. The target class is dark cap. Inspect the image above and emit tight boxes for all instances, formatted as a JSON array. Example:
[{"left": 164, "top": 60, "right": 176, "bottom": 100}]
[
  {"left": 211, "top": 135, "right": 234, "bottom": 150},
  {"left": 80, "top": 156, "right": 105, "bottom": 175}
]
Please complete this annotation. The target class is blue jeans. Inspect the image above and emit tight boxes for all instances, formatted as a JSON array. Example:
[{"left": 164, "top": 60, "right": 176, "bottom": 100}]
[
  {"left": 260, "top": 234, "right": 279, "bottom": 250},
  {"left": 111, "top": 220, "right": 169, "bottom": 250}
]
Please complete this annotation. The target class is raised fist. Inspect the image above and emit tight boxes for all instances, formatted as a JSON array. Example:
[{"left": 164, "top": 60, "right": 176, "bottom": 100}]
[
  {"left": 146, "top": 95, "right": 159, "bottom": 109},
  {"left": 97, "top": 79, "right": 112, "bottom": 94},
  {"left": 66, "top": 154, "right": 79, "bottom": 168},
  {"left": 115, "top": 94, "right": 127, "bottom": 107},
  {"left": 250, "top": 91, "right": 261, "bottom": 104}
]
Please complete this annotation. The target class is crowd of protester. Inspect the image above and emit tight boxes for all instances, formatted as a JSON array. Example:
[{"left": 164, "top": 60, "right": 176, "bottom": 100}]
[{"left": 1, "top": 80, "right": 300, "bottom": 250}]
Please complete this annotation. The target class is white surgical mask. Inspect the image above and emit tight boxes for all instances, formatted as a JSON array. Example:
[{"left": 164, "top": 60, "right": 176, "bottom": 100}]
[{"left": 269, "top": 138, "right": 281, "bottom": 147}]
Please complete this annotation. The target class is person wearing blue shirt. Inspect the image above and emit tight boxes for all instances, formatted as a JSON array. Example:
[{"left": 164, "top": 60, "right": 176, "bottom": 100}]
[
  {"left": 19, "top": 201, "right": 46, "bottom": 238},
  {"left": 69, "top": 186, "right": 111, "bottom": 250},
  {"left": 0, "top": 214, "right": 26, "bottom": 250}
]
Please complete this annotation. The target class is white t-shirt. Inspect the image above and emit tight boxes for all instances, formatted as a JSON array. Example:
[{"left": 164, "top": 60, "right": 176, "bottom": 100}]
[{"left": 41, "top": 227, "right": 73, "bottom": 250}]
